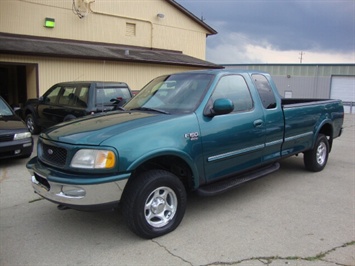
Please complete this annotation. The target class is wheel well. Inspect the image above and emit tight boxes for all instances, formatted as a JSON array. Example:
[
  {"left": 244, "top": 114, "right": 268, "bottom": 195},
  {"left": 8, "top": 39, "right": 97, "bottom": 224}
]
[
  {"left": 318, "top": 123, "right": 333, "bottom": 151},
  {"left": 132, "top": 155, "right": 195, "bottom": 191},
  {"left": 24, "top": 109, "right": 34, "bottom": 117},
  {"left": 64, "top": 114, "right": 76, "bottom": 121}
]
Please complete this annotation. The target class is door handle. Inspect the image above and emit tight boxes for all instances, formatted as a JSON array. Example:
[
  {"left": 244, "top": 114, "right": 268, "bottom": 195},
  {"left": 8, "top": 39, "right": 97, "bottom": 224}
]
[{"left": 253, "top": 119, "right": 263, "bottom": 127}]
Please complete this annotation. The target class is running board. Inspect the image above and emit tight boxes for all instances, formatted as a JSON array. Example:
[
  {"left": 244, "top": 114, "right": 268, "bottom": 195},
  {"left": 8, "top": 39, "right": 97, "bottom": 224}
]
[{"left": 196, "top": 163, "right": 280, "bottom": 197}]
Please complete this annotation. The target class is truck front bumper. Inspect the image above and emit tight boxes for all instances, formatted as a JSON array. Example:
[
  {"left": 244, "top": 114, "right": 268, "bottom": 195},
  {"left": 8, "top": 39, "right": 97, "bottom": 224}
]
[{"left": 27, "top": 157, "right": 129, "bottom": 210}]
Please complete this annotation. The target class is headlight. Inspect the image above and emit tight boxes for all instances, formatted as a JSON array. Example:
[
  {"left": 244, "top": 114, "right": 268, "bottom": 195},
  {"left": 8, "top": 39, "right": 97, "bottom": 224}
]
[
  {"left": 14, "top": 132, "right": 32, "bottom": 140},
  {"left": 70, "top": 149, "right": 116, "bottom": 169}
]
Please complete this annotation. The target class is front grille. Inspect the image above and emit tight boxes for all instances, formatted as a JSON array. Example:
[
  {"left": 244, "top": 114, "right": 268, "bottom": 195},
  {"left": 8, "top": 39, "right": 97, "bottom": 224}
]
[
  {"left": 39, "top": 142, "right": 67, "bottom": 167},
  {"left": 0, "top": 134, "right": 14, "bottom": 142}
]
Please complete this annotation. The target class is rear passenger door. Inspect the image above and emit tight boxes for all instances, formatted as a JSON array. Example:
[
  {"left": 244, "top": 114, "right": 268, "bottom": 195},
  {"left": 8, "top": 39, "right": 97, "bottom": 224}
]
[
  {"left": 200, "top": 74, "right": 265, "bottom": 182},
  {"left": 252, "top": 74, "right": 284, "bottom": 163}
]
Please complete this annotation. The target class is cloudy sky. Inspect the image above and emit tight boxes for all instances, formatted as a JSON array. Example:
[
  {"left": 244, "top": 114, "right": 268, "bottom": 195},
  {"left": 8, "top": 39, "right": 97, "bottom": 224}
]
[{"left": 175, "top": 0, "right": 355, "bottom": 64}]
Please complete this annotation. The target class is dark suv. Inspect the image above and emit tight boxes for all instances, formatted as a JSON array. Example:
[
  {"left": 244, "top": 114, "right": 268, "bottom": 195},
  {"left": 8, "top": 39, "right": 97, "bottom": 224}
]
[{"left": 22, "top": 81, "right": 133, "bottom": 134}]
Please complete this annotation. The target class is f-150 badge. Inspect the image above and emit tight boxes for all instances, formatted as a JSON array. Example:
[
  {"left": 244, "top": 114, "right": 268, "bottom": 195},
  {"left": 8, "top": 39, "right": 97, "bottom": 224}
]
[{"left": 184, "top": 132, "right": 199, "bottom": 141}]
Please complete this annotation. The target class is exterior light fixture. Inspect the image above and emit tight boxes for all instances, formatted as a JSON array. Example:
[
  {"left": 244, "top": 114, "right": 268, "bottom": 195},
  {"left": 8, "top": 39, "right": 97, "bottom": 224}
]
[
  {"left": 157, "top": 13, "right": 165, "bottom": 19},
  {"left": 44, "top": 18, "right": 55, "bottom": 28}
]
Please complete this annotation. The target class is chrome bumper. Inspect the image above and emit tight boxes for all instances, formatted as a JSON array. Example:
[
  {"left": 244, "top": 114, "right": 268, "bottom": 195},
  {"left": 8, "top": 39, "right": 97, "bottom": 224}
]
[{"left": 27, "top": 158, "right": 129, "bottom": 208}]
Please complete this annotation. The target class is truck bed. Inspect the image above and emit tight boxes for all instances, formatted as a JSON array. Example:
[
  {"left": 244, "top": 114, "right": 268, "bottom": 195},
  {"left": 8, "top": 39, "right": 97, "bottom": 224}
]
[
  {"left": 281, "top": 98, "right": 343, "bottom": 156},
  {"left": 281, "top": 98, "right": 340, "bottom": 106}
]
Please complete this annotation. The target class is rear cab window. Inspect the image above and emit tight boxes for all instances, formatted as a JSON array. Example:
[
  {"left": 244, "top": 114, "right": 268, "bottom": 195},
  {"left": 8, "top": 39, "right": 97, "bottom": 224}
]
[
  {"left": 96, "top": 87, "right": 132, "bottom": 106},
  {"left": 252, "top": 74, "right": 277, "bottom": 109}
]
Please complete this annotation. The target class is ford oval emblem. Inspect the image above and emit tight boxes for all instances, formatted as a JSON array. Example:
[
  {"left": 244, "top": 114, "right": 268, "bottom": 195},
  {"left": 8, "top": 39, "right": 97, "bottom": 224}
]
[{"left": 47, "top": 149, "right": 53, "bottom": 155}]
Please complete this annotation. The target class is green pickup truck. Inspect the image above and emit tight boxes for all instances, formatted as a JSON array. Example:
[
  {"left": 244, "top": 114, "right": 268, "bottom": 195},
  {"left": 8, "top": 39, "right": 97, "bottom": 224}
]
[{"left": 27, "top": 69, "right": 344, "bottom": 238}]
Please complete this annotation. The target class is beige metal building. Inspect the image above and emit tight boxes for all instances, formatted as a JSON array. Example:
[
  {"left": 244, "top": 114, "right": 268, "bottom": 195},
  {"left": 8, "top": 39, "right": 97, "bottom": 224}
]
[{"left": 0, "top": 0, "right": 220, "bottom": 107}]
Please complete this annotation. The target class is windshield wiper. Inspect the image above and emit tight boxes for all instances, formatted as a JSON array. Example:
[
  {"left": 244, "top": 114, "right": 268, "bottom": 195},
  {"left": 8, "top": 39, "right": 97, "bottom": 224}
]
[{"left": 131, "top": 107, "right": 170, "bottom": 114}]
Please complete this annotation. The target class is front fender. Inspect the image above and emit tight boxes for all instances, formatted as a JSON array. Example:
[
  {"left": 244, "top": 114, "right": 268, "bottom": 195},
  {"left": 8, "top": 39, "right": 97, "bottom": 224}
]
[{"left": 127, "top": 148, "right": 201, "bottom": 189}]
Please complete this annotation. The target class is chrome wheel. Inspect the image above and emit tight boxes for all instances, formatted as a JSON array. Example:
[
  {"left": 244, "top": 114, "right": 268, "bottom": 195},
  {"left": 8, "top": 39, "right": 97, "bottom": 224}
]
[
  {"left": 316, "top": 141, "right": 327, "bottom": 165},
  {"left": 26, "top": 116, "right": 34, "bottom": 132},
  {"left": 121, "top": 169, "right": 186, "bottom": 238},
  {"left": 304, "top": 134, "right": 329, "bottom": 172},
  {"left": 144, "top": 186, "right": 177, "bottom": 228},
  {"left": 25, "top": 114, "right": 40, "bottom": 134}
]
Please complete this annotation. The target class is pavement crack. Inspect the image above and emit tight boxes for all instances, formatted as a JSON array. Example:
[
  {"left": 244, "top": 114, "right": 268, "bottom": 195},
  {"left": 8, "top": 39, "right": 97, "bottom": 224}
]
[
  {"left": 151, "top": 239, "right": 193, "bottom": 266},
  {"left": 203, "top": 240, "right": 355, "bottom": 266}
]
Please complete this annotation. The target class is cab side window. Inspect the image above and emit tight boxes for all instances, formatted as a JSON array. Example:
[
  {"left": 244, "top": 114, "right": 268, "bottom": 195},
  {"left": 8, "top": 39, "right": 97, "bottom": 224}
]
[
  {"left": 252, "top": 74, "right": 277, "bottom": 109},
  {"left": 43, "top": 86, "right": 61, "bottom": 104},
  {"left": 58, "top": 87, "right": 76, "bottom": 105},
  {"left": 78, "top": 86, "right": 89, "bottom": 106},
  {"left": 212, "top": 75, "right": 253, "bottom": 112}
]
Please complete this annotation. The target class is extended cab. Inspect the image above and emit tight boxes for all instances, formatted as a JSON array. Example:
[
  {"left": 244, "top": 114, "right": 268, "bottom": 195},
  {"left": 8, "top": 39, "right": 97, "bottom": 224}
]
[
  {"left": 27, "top": 70, "right": 344, "bottom": 238},
  {"left": 21, "top": 81, "right": 133, "bottom": 134}
]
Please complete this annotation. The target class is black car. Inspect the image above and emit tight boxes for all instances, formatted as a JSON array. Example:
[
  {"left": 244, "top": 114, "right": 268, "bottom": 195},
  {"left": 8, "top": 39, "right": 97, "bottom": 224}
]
[
  {"left": 0, "top": 96, "right": 33, "bottom": 159},
  {"left": 21, "top": 81, "right": 133, "bottom": 134}
]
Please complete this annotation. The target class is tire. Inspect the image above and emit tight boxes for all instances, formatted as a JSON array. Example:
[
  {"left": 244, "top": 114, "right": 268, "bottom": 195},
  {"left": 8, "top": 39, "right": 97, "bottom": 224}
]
[
  {"left": 121, "top": 170, "right": 187, "bottom": 239},
  {"left": 304, "top": 134, "right": 329, "bottom": 172},
  {"left": 25, "top": 114, "right": 40, "bottom": 134}
]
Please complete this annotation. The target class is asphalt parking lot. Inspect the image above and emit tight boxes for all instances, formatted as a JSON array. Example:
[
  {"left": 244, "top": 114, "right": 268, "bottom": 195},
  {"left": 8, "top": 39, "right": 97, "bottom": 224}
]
[{"left": 1, "top": 115, "right": 354, "bottom": 266}]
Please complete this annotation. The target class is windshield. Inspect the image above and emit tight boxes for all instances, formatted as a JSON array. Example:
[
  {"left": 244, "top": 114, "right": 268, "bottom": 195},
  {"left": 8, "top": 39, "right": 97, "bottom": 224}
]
[
  {"left": 0, "top": 98, "right": 14, "bottom": 116},
  {"left": 124, "top": 73, "right": 213, "bottom": 114}
]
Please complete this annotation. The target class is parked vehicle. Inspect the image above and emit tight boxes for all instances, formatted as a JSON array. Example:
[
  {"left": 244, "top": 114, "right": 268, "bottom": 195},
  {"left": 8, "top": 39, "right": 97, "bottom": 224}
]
[
  {"left": 27, "top": 69, "right": 344, "bottom": 238},
  {"left": 0, "top": 96, "right": 33, "bottom": 159},
  {"left": 21, "top": 81, "right": 133, "bottom": 134}
]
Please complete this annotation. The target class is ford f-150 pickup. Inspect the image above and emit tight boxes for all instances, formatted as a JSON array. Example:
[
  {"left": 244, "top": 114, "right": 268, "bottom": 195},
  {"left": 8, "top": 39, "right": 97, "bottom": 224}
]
[{"left": 27, "top": 69, "right": 344, "bottom": 239}]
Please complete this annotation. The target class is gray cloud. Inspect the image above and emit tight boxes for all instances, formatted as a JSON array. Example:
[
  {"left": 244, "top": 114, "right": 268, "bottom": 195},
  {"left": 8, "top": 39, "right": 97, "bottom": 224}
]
[{"left": 176, "top": 0, "right": 354, "bottom": 54}]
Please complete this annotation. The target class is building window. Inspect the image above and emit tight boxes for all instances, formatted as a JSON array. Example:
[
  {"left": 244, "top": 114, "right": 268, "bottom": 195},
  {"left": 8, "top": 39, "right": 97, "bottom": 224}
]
[{"left": 126, "top": 23, "right": 136, "bottom": 36}]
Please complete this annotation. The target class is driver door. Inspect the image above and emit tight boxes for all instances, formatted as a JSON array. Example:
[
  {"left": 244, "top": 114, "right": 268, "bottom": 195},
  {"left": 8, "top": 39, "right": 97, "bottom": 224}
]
[{"left": 200, "top": 74, "right": 266, "bottom": 182}]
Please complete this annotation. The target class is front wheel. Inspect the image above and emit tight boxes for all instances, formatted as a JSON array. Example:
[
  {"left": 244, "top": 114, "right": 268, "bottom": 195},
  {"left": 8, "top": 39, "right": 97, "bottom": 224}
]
[
  {"left": 25, "top": 114, "right": 40, "bottom": 134},
  {"left": 121, "top": 170, "right": 187, "bottom": 239},
  {"left": 304, "top": 134, "right": 329, "bottom": 172}
]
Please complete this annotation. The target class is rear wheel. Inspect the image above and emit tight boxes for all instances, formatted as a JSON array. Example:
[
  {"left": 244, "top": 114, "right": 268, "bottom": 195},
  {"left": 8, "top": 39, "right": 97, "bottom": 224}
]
[
  {"left": 25, "top": 114, "right": 40, "bottom": 134},
  {"left": 304, "top": 134, "right": 329, "bottom": 172},
  {"left": 121, "top": 170, "right": 187, "bottom": 239}
]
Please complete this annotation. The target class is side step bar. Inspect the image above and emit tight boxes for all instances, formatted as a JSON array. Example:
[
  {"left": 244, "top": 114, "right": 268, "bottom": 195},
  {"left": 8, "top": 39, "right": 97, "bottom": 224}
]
[{"left": 196, "top": 163, "right": 280, "bottom": 197}]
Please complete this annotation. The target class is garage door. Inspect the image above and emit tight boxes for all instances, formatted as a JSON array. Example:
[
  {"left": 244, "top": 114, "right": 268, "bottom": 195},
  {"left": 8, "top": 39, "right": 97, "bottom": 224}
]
[{"left": 331, "top": 76, "right": 355, "bottom": 114}]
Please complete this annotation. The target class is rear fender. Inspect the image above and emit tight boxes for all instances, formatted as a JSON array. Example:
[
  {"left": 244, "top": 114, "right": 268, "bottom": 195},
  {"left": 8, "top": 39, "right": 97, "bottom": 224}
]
[{"left": 313, "top": 119, "right": 333, "bottom": 152}]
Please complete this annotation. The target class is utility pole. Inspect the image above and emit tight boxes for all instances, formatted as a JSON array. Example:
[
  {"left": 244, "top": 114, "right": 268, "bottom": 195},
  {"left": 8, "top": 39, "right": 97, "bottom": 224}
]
[{"left": 299, "top": 51, "right": 305, "bottom": 64}]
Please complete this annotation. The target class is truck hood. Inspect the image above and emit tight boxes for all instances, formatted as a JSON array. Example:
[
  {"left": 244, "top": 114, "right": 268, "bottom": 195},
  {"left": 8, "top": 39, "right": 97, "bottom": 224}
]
[{"left": 40, "top": 111, "right": 172, "bottom": 145}]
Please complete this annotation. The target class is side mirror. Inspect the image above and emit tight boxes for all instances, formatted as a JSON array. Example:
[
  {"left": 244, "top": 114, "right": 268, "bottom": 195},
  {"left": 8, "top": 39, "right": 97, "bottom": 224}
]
[{"left": 205, "top": 98, "right": 234, "bottom": 117}]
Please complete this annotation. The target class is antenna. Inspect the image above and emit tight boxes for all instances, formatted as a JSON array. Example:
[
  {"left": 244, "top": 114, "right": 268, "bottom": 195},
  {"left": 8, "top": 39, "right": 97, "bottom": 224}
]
[{"left": 200, "top": 13, "right": 205, "bottom": 22}]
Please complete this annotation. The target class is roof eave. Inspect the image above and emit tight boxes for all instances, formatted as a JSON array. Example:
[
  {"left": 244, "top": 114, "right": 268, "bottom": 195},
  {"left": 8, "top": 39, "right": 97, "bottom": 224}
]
[{"left": 166, "top": 0, "right": 217, "bottom": 36}]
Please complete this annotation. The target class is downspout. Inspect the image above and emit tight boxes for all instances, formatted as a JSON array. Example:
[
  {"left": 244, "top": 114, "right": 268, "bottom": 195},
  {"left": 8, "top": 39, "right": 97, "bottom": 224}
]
[{"left": 87, "top": 2, "right": 154, "bottom": 49}]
